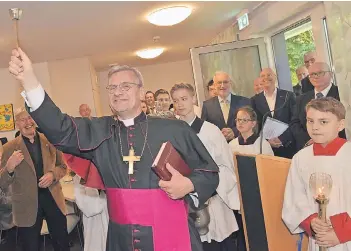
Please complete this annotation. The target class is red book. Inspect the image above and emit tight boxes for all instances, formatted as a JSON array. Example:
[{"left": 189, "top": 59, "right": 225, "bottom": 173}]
[{"left": 152, "top": 141, "right": 192, "bottom": 181}]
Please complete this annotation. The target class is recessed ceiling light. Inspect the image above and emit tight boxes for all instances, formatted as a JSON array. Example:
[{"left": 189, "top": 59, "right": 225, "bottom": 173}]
[
  {"left": 147, "top": 6, "right": 192, "bottom": 26},
  {"left": 136, "top": 48, "right": 164, "bottom": 59}
]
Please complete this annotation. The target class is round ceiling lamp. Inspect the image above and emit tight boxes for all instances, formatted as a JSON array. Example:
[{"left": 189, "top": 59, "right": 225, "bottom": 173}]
[
  {"left": 136, "top": 47, "right": 164, "bottom": 59},
  {"left": 147, "top": 6, "right": 192, "bottom": 26}
]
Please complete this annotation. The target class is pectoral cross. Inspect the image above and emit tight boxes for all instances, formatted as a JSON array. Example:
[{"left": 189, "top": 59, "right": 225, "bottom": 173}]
[{"left": 123, "top": 147, "right": 141, "bottom": 174}]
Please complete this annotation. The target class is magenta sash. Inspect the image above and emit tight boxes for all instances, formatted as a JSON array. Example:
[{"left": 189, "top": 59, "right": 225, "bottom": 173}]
[{"left": 106, "top": 188, "right": 192, "bottom": 251}]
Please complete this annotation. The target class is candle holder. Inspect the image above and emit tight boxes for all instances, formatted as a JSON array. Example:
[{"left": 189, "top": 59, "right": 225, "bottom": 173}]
[{"left": 309, "top": 172, "right": 333, "bottom": 251}]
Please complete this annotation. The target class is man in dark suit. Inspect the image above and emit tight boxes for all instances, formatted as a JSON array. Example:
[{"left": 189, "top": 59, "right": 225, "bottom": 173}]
[
  {"left": 301, "top": 51, "right": 316, "bottom": 94},
  {"left": 293, "top": 65, "right": 308, "bottom": 97},
  {"left": 251, "top": 68, "right": 297, "bottom": 158},
  {"left": 290, "top": 62, "right": 346, "bottom": 151},
  {"left": 202, "top": 71, "right": 250, "bottom": 142},
  {"left": 206, "top": 79, "right": 218, "bottom": 99}
]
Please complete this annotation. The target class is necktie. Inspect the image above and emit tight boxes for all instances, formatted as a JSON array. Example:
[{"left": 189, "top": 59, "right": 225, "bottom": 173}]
[
  {"left": 316, "top": 92, "right": 324, "bottom": 99},
  {"left": 221, "top": 100, "right": 230, "bottom": 123}
]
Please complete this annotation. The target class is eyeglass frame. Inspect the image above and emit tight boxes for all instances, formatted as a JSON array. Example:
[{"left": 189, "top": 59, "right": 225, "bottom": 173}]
[
  {"left": 308, "top": 71, "right": 331, "bottom": 79},
  {"left": 214, "top": 80, "right": 231, "bottom": 86},
  {"left": 106, "top": 82, "right": 140, "bottom": 94},
  {"left": 235, "top": 118, "right": 254, "bottom": 124}
]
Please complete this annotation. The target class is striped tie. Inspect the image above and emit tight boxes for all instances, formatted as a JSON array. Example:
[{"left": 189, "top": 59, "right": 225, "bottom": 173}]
[
  {"left": 316, "top": 92, "right": 324, "bottom": 99},
  {"left": 221, "top": 100, "right": 230, "bottom": 123}
]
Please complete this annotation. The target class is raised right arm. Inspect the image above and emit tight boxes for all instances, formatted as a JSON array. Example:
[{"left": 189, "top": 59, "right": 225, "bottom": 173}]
[
  {"left": 24, "top": 85, "right": 94, "bottom": 160},
  {"left": 9, "top": 48, "right": 96, "bottom": 160}
]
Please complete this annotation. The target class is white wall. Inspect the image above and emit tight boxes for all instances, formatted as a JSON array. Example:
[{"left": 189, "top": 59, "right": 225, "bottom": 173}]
[
  {"left": 98, "top": 60, "right": 194, "bottom": 116},
  {"left": 0, "top": 57, "right": 99, "bottom": 142},
  {"left": 48, "top": 57, "right": 96, "bottom": 117}
]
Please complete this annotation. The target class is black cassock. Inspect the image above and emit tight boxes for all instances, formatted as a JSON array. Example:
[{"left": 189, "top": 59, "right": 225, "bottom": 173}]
[{"left": 28, "top": 93, "right": 219, "bottom": 251}]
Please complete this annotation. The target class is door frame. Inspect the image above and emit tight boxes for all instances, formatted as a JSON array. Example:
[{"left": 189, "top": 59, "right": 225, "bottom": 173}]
[{"left": 190, "top": 38, "right": 269, "bottom": 106}]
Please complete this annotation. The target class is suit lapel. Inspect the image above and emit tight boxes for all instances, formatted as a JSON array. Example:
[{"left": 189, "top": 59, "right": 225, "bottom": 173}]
[
  {"left": 326, "top": 85, "right": 340, "bottom": 99},
  {"left": 258, "top": 93, "right": 271, "bottom": 118},
  {"left": 213, "top": 97, "right": 226, "bottom": 127},
  {"left": 228, "top": 94, "right": 236, "bottom": 127},
  {"left": 16, "top": 136, "right": 35, "bottom": 174},
  {"left": 273, "top": 89, "right": 285, "bottom": 118}
]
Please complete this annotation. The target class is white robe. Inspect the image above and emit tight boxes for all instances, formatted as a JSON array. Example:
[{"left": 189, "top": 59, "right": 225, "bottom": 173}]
[
  {"left": 73, "top": 175, "right": 109, "bottom": 251},
  {"left": 229, "top": 136, "right": 274, "bottom": 156},
  {"left": 282, "top": 142, "right": 351, "bottom": 251},
  {"left": 192, "top": 120, "right": 239, "bottom": 243}
]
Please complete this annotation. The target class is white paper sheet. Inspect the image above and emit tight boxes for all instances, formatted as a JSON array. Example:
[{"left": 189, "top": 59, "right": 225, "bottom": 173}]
[{"left": 262, "top": 117, "right": 289, "bottom": 140}]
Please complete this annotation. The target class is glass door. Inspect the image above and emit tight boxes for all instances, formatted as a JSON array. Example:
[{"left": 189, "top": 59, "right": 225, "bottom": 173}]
[{"left": 190, "top": 38, "right": 269, "bottom": 105}]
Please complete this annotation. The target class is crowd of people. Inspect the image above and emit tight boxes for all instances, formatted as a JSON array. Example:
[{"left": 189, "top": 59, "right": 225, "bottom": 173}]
[{"left": 0, "top": 46, "right": 349, "bottom": 251}]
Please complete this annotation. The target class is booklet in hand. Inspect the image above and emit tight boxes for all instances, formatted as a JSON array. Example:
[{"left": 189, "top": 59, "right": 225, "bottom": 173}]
[{"left": 152, "top": 141, "right": 192, "bottom": 181}]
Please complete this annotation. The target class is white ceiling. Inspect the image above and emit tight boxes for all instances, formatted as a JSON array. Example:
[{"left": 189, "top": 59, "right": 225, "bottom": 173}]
[{"left": 0, "top": 1, "right": 259, "bottom": 71}]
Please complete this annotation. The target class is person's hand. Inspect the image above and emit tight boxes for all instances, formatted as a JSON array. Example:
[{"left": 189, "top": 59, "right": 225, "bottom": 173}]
[
  {"left": 268, "top": 137, "right": 282, "bottom": 148},
  {"left": 8, "top": 48, "right": 39, "bottom": 92},
  {"left": 311, "top": 217, "right": 332, "bottom": 234},
  {"left": 159, "top": 163, "right": 194, "bottom": 199},
  {"left": 315, "top": 229, "right": 340, "bottom": 248},
  {"left": 6, "top": 150, "right": 24, "bottom": 173},
  {"left": 221, "top": 128, "right": 235, "bottom": 141},
  {"left": 38, "top": 172, "right": 55, "bottom": 188}
]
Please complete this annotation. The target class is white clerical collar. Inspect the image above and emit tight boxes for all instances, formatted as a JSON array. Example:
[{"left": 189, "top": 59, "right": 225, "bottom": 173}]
[
  {"left": 314, "top": 83, "right": 332, "bottom": 98},
  {"left": 120, "top": 118, "right": 134, "bottom": 127},
  {"left": 218, "top": 94, "right": 231, "bottom": 104}
]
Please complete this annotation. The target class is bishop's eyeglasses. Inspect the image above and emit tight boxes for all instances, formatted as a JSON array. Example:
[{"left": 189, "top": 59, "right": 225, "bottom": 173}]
[
  {"left": 106, "top": 82, "right": 139, "bottom": 94},
  {"left": 308, "top": 71, "right": 330, "bottom": 79}
]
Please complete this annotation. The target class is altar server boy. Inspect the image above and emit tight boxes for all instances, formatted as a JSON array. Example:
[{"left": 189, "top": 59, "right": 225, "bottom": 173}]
[{"left": 282, "top": 97, "right": 351, "bottom": 250}]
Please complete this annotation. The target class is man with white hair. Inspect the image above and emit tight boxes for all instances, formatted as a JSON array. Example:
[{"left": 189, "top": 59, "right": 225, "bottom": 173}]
[
  {"left": 0, "top": 107, "right": 68, "bottom": 251},
  {"left": 301, "top": 51, "right": 317, "bottom": 93},
  {"left": 293, "top": 65, "right": 308, "bottom": 96},
  {"left": 8, "top": 48, "right": 219, "bottom": 251},
  {"left": 290, "top": 62, "right": 346, "bottom": 150},
  {"left": 79, "top": 104, "right": 92, "bottom": 118},
  {"left": 202, "top": 71, "right": 250, "bottom": 142}
]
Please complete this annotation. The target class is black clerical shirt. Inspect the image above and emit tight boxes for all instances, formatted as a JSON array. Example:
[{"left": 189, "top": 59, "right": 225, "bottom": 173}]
[{"left": 22, "top": 133, "right": 44, "bottom": 184}]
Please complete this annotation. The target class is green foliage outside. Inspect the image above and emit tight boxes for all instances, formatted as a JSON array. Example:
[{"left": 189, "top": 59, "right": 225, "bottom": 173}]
[{"left": 285, "top": 30, "right": 316, "bottom": 85}]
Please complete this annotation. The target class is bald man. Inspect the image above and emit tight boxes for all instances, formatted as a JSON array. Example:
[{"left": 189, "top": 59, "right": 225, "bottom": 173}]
[
  {"left": 253, "top": 77, "right": 263, "bottom": 94},
  {"left": 79, "top": 104, "right": 92, "bottom": 118},
  {"left": 293, "top": 66, "right": 308, "bottom": 96},
  {"left": 201, "top": 71, "right": 250, "bottom": 142},
  {"left": 301, "top": 51, "right": 317, "bottom": 93},
  {"left": 251, "top": 68, "right": 297, "bottom": 158},
  {"left": 289, "top": 62, "right": 346, "bottom": 150}
]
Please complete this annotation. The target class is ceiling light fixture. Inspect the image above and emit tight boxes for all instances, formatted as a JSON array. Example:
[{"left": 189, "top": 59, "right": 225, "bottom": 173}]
[
  {"left": 147, "top": 6, "right": 192, "bottom": 26},
  {"left": 136, "top": 47, "right": 164, "bottom": 59}
]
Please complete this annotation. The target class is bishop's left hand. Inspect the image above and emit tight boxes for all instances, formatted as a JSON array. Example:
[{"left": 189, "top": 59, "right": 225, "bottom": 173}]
[
  {"left": 159, "top": 163, "right": 194, "bottom": 200},
  {"left": 38, "top": 172, "right": 55, "bottom": 188}
]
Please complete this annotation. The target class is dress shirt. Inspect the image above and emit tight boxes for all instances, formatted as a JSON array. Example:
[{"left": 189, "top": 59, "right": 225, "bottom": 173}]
[
  {"left": 263, "top": 88, "right": 277, "bottom": 116},
  {"left": 314, "top": 83, "right": 332, "bottom": 99}
]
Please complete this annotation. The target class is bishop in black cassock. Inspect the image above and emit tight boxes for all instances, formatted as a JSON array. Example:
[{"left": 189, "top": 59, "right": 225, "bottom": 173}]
[{"left": 8, "top": 48, "right": 219, "bottom": 251}]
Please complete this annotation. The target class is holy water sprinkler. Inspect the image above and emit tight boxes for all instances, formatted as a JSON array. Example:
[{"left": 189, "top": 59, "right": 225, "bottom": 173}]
[{"left": 9, "top": 8, "right": 23, "bottom": 48}]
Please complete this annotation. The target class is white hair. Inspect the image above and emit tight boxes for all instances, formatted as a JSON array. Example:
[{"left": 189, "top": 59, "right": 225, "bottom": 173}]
[
  {"left": 213, "top": 71, "right": 232, "bottom": 81},
  {"left": 14, "top": 107, "right": 29, "bottom": 120},
  {"left": 108, "top": 65, "right": 144, "bottom": 87}
]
